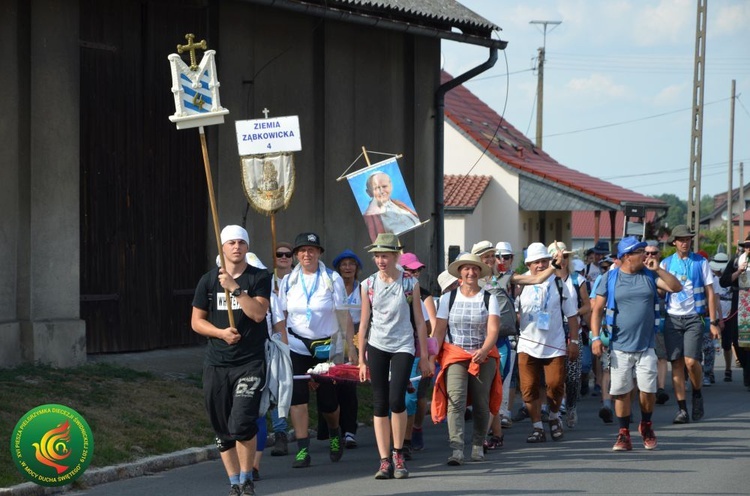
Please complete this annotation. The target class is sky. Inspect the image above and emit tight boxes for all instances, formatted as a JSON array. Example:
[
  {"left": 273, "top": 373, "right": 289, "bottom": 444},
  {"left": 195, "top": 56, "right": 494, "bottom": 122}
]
[{"left": 441, "top": 0, "right": 750, "bottom": 202}]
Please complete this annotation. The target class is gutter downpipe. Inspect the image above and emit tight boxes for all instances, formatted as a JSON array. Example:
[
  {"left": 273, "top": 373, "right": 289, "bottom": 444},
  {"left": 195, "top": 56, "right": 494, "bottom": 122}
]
[{"left": 435, "top": 47, "right": 500, "bottom": 272}]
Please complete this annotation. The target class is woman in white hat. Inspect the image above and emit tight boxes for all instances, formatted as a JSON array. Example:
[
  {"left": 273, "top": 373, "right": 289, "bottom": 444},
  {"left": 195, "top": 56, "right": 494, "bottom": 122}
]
[
  {"left": 358, "top": 233, "right": 432, "bottom": 480},
  {"left": 430, "top": 253, "right": 503, "bottom": 465}
]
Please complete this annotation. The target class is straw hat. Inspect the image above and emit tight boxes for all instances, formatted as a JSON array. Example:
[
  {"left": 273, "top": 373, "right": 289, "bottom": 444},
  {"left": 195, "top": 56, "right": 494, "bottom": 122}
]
[{"left": 448, "top": 253, "right": 491, "bottom": 279}]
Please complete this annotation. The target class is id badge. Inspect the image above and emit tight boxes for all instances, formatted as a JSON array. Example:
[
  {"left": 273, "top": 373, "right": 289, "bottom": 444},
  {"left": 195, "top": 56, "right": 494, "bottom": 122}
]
[{"left": 537, "top": 312, "right": 551, "bottom": 331}]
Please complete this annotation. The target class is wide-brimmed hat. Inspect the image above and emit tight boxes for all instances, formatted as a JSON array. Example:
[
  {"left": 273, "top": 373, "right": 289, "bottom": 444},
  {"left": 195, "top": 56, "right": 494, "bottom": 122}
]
[
  {"left": 438, "top": 270, "right": 459, "bottom": 293},
  {"left": 738, "top": 233, "right": 750, "bottom": 248},
  {"left": 592, "top": 240, "right": 610, "bottom": 255},
  {"left": 547, "top": 241, "right": 575, "bottom": 256},
  {"left": 668, "top": 224, "right": 695, "bottom": 244},
  {"left": 709, "top": 252, "right": 729, "bottom": 272},
  {"left": 400, "top": 252, "right": 426, "bottom": 270},
  {"left": 471, "top": 240, "right": 495, "bottom": 256},
  {"left": 367, "top": 233, "right": 403, "bottom": 253},
  {"left": 293, "top": 232, "right": 324, "bottom": 253},
  {"left": 495, "top": 241, "right": 514, "bottom": 256},
  {"left": 332, "top": 249, "right": 362, "bottom": 269},
  {"left": 617, "top": 236, "right": 647, "bottom": 258},
  {"left": 448, "top": 253, "right": 491, "bottom": 279},
  {"left": 525, "top": 242, "right": 552, "bottom": 264}
]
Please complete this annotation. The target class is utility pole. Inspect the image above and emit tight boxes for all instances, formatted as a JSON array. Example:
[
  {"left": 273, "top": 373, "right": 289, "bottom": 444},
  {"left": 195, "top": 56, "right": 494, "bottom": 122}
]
[
  {"left": 741, "top": 162, "right": 746, "bottom": 242},
  {"left": 727, "top": 79, "right": 736, "bottom": 250},
  {"left": 530, "top": 20, "right": 561, "bottom": 149},
  {"left": 686, "top": 0, "right": 707, "bottom": 250}
]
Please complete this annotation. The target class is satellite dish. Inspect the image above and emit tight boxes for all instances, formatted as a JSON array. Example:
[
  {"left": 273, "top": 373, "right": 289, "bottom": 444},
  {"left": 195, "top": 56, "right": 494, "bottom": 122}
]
[{"left": 721, "top": 211, "right": 728, "bottom": 221}]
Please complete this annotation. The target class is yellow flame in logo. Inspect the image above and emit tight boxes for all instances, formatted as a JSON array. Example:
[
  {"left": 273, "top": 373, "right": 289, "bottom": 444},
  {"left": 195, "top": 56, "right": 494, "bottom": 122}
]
[{"left": 32, "top": 420, "right": 71, "bottom": 474}]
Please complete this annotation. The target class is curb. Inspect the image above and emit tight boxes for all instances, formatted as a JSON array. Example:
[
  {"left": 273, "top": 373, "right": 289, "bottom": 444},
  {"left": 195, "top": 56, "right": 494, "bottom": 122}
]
[{"left": 1, "top": 445, "right": 219, "bottom": 496}]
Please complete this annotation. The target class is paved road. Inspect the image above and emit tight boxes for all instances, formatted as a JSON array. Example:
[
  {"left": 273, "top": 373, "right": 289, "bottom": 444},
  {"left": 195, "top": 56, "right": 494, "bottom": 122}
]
[{"left": 67, "top": 358, "right": 749, "bottom": 496}]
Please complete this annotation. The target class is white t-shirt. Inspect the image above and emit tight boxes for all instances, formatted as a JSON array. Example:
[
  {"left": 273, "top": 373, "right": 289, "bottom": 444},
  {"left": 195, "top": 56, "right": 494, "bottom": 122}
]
[
  {"left": 517, "top": 276, "right": 578, "bottom": 358},
  {"left": 437, "top": 289, "right": 500, "bottom": 351},
  {"left": 279, "top": 264, "right": 346, "bottom": 356},
  {"left": 660, "top": 255, "right": 714, "bottom": 316}
]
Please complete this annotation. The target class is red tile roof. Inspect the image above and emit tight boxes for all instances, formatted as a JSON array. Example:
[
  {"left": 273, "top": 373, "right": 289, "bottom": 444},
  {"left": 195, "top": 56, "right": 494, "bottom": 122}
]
[
  {"left": 442, "top": 71, "right": 665, "bottom": 209},
  {"left": 444, "top": 174, "right": 492, "bottom": 209}
]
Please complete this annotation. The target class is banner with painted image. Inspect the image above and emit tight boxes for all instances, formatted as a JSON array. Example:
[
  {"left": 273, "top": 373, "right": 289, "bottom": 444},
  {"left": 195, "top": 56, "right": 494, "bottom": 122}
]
[{"left": 346, "top": 157, "right": 424, "bottom": 242}]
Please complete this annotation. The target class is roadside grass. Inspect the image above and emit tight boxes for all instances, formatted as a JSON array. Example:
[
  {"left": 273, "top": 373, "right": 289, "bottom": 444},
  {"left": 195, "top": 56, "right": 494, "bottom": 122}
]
[
  {"left": 0, "top": 363, "right": 213, "bottom": 488},
  {"left": 0, "top": 363, "right": 375, "bottom": 488}
]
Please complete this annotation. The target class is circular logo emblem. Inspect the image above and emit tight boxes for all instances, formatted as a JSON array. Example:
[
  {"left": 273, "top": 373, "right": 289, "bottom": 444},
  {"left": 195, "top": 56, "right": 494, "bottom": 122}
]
[{"left": 10, "top": 404, "right": 94, "bottom": 487}]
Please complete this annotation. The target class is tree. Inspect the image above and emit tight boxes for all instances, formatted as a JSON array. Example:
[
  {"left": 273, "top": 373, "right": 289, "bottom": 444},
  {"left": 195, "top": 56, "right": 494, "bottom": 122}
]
[{"left": 653, "top": 193, "right": 687, "bottom": 228}]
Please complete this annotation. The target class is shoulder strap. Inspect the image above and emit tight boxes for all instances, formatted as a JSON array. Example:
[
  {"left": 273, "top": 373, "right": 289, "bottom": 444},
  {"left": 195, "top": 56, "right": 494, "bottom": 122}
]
[
  {"left": 446, "top": 289, "right": 458, "bottom": 343},
  {"left": 483, "top": 290, "right": 491, "bottom": 310},
  {"left": 554, "top": 277, "right": 566, "bottom": 323}
]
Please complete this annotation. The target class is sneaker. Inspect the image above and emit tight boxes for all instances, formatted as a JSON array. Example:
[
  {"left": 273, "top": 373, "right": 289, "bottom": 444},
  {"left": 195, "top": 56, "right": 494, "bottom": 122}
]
[
  {"left": 329, "top": 434, "right": 344, "bottom": 462},
  {"left": 344, "top": 432, "right": 357, "bottom": 449},
  {"left": 512, "top": 405, "right": 529, "bottom": 422},
  {"left": 447, "top": 449, "right": 464, "bottom": 465},
  {"left": 655, "top": 388, "right": 669, "bottom": 405},
  {"left": 271, "top": 432, "right": 288, "bottom": 456},
  {"left": 374, "top": 458, "right": 393, "bottom": 479},
  {"left": 724, "top": 370, "right": 733, "bottom": 382},
  {"left": 392, "top": 450, "right": 409, "bottom": 479},
  {"left": 292, "top": 447, "right": 311, "bottom": 468},
  {"left": 702, "top": 376, "right": 711, "bottom": 387},
  {"left": 240, "top": 479, "right": 255, "bottom": 496},
  {"left": 692, "top": 395, "right": 704, "bottom": 421},
  {"left": 526, "top": 428, "right": 546, "bottom": 443},
  {"left": 401, "top": 441, "right": 413, "bottom": 461},
  {"left": 598, "top": 406, "right": 614, "bottom": 424},
  {"left": 500, "top": 415, "right": 512, "bottom": 429},
  {"left": 565, "top": 407, "right": 577, "bottom": 429},
  {"left": 638, "top": 421, "right": 658, "bottom": 450},
  {"left": 612, "top": 428, "right": 632, "bottom": 451},
  {"left": 251, "top": 468, "right": 260, "bottom": 481},
  {"left": 486, "top": 435, "right": 504, "bottom": 450},
  {"left": 411, "top": 427, "right": 424, "bottom": 451},
  {"left": 470, "top": 444, "right": 484, "bottom": 462},
  {"left": 228, "top": 484, "right": 242, "bottom": 496},
  {"left": 673, "top": 409, "right": 690, "bottom": 424},
  {"left": 548, "top": 418, "right": 564, "bottom": 441},
  {"left": 709, "top": 372, "right": 715, "bottom": 384}
]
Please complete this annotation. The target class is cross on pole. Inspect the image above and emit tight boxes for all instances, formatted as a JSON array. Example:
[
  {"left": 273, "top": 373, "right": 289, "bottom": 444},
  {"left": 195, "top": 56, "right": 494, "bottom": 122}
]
[
  {"left": 177, "top": 33, "right": 207, "bottom": 71},
  {"left": 262, "top": 108, "right": 270, "bottom": 119}
]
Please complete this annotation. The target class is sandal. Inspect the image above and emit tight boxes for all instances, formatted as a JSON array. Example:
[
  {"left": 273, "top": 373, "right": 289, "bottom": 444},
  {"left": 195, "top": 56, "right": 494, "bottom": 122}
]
[
  {"left": 526, "top": 428, "right": 546, "bottom": 443},
  {"left": 549, "top": 418, "right": 564, "bottom": 441},
  {"left": 725, "top": 370, "right": 733, "bottom": 382}
]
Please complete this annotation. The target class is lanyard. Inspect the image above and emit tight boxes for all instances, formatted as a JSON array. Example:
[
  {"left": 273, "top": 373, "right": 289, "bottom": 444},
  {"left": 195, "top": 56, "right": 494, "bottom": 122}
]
[
  {"left": 533, "top": 284, "right": 552, "bottom": 311},
  {"left": 300, "top": 269, "right": 321, "bottom": 322},
  {"left": 346, "top": 280, "right": 359, "bottom": 305}
]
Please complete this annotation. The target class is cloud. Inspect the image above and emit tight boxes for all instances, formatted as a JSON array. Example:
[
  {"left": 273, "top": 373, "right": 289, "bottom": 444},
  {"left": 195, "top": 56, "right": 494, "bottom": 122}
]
[
  {"left": 652, "top": 83, "right": 688, "bottom": 106},
  {"left": 713, "top": 2, "right": 750, "bottom": 36},
  {"left": 632, "top": 0, "right": 693, "bottom": 46},
  {"left": 565, "top": 73, "right": 631, "bottom": 100}
]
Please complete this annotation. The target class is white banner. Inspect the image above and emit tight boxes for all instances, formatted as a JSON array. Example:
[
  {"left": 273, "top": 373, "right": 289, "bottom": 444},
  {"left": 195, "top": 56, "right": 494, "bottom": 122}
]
[{"left": 235, "top": 116, "right": 302, "bottom": 155}]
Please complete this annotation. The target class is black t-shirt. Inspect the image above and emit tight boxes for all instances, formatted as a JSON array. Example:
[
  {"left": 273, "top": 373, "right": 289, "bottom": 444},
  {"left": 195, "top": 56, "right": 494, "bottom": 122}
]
[{"left": 192, "top": 265, "right": 272, "bottom": 367}]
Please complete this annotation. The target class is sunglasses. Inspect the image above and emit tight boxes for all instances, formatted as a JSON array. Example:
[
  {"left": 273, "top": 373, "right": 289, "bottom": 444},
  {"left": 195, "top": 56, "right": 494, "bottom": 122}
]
[
  {"left": 645, "top": 251, "right": 659, "bottom": 256},
  {"left": 495, "top": 254, "right": 513, "bottom": 260},
  {"left": 275, "top": 251, "right": 293, "bottom": 258}
]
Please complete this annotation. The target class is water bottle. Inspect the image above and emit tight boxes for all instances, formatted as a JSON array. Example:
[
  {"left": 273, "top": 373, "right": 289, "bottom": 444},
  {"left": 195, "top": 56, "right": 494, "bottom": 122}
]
[{"left": 714, "top": 338, "right": 721, "bottom": 354}]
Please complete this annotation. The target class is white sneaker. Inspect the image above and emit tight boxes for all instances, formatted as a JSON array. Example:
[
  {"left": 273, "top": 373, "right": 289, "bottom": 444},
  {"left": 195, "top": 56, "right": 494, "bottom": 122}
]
[
  {"left": 702, "top": 376, "right": 711, "bottom": 387},
  {"left": 447, "top": 449, "right": 464, "bottom": 466},
  {"left": 470, "top": 445, "right": 484, "bottom": 462}
]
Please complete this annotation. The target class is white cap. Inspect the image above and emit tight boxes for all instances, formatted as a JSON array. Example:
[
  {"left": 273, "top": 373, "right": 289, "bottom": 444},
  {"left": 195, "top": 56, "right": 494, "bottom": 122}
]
[
  {"left": 525, "top": 242, "right": 552, "bottom": 264},
  {"left": 495, "top": 241, "right": 513, "bottom": 255},
  {"left": 572, "top": 258, "right": 585, "bottom": 272},
  {"left": 220, "top": 225, "right": 249, "bottom": 245},
  {"left": 438, "top": 270, "right": 459, "bottom": 293}
]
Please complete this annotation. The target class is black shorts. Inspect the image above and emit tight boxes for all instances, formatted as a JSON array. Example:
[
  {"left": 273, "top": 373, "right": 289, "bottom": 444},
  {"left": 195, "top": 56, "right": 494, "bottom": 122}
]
[
  {"left": 291, "top": 351, "right": 340, "bottom": 412},
  {"left": 203, "top": 359, "right": 265, "bottom": 443}
]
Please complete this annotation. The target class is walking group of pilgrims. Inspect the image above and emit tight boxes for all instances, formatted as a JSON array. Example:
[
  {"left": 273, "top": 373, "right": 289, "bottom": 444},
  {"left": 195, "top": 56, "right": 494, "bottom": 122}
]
[{"left": 191, "top": 223, "right": 750, "bottom": 496}]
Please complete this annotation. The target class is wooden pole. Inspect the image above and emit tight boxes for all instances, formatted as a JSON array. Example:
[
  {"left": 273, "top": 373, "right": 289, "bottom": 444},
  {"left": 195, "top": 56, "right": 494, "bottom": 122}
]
[
  {"left": 199, "top": 126, "right": 235, "bottom": 328},
  {"left": 271, "top": 212, "right": 278, "bottom": 270},
  {"left": 362, "top": 146, "right": 372, "bottom": 167}
]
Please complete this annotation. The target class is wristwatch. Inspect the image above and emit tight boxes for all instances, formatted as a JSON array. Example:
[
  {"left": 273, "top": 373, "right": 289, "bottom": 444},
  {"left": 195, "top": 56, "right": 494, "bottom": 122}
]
[
  {"left": 569, "top": 339, "right": 580, "bottom": 345},
  {"left": 231, "top": 287, "right": 242, "bottom": 298},
  {"left": 710, "top": 319, "right": 720, "bottom": 326}
]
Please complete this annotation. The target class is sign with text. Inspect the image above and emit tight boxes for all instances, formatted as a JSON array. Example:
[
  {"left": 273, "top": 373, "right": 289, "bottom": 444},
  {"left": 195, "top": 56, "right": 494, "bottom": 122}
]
[{"left": 235, "top": 116, "right": 301, "bottom": 155}]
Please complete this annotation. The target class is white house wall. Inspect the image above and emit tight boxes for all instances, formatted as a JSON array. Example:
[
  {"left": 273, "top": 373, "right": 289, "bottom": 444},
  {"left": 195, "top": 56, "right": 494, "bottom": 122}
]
[{"left": 444, "top": 122, "right": 522, "bottom": 254}]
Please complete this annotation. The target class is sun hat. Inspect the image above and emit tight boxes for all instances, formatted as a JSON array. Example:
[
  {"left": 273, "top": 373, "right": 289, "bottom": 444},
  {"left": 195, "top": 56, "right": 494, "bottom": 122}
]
[
  {"left": 524, "top": 242, "right": 552, "bottom": 264},
  {"left": 367, "top": 232, "right": 403, "bottom": 253},
  {"left": 547, "top": 241, "right": 575, "bottom": 256},
  {"left": 471, "top": 240, "right": 495, "bottom": 256},
  {"left": 572, "top": 258, "right": 585, "bottom": 272},
  {"left": 667, "top": 224, "right": 695, "bottom": 244},
  {"left": 617, "top": 236, "right": 647, "bottom": 259},
  {"left": 220, "top": 225, "right": 249, "bottom": 246},
  {"left": 332, "top": 249, "right": 363, "bottom": 269},
  {"left": 448, "top": 253, "right": 491, "bottom": 279},
  {"left": 592, "top": 240, "right": 610, "bottom": 255},
  {"left": 709, "top": 252, "right": 729, "bottom": 272},
  {"left": 495, "top": 241, "right": 514, "bottom": 256},
  {"left": 400, "top": 252, "right": 426, "bottom": 270},
  {"left": 292, "top": 232, "right": 324, "bottom": 253},
  {"left": 438, "top": 270, "right": 459, "bottom": 293}
]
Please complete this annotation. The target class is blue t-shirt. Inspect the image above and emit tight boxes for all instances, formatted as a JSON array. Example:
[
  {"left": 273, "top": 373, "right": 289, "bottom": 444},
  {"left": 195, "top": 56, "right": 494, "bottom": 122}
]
[{"left": 595, "top": 270, "right": 656, "bottom": 352}]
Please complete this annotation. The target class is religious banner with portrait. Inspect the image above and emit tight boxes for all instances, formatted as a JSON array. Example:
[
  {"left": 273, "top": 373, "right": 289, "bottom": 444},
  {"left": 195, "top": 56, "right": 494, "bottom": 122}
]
[{"left": 343, "top": 155, "right": 427, "bottom": 242}]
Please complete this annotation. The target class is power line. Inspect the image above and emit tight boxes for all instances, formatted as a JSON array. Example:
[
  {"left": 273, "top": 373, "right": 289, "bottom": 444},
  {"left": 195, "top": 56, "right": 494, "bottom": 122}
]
[
  {"left": 601, "top": 158, "right": 750, "bottom": 181},
  {"left": 543, "top": 97, "right": 730, "bottom": 139},
  {"left": 470, "top": 68, "right": 535, "bottom": 82}
]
